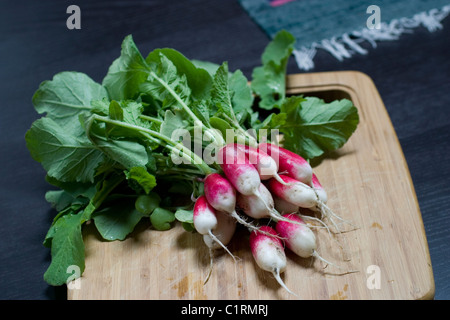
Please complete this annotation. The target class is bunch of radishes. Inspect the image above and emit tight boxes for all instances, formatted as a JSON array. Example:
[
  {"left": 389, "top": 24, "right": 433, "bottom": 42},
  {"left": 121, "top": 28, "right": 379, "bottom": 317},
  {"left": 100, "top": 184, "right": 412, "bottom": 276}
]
[{"left": 192, "top": 142, "right": 351, "bottom": 294}]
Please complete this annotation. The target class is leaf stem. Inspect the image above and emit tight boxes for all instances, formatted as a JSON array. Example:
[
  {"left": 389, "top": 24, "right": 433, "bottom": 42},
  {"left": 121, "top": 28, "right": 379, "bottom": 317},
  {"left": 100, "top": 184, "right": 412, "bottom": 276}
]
[
  {"left": 148, "top": 71, "right": 225, "bottom": 147},
  {"left": 81, "top": 173, "right": 125, "bottom": 222},
  {"left": 139, "top": 114, "right": 163, "bottom": 125},
  {"left": 90, "top": 115, "right": 213, "bottom": 175}
]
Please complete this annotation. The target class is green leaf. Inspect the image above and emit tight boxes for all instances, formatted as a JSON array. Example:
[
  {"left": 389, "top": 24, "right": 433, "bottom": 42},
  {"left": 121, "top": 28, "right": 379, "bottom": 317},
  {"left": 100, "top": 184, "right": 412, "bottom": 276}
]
[
  {"left": 174, "top": 208, "right": 193, "bottom": 223},
  {"left": 102, "top": 35, "right": 150, "bottom": 100},
  {"left": 209, "top": 116, "right": 232, "bottom": 138},
  {"left": 261, "top": 29, "right": 296, "bottom": 67},
  {"left": 43, "top": 211, "right": 85, "bottom": 286},
  {"left": 175, "top": 208, "right": 195, "bottom": 232},
  {"left": 251, "top": 62, "right": 285, "bottom": 110},
  {"left": 45, "top": 190, "right": 90, "bottom": 212},
  {"left": 251, "top": 30, "right": 295, "bottom": 110},
  {"left": 125, "top": 167, "right": 157, "bottom": 194},
  {"left": 278, "top": 96, "right": 360, "bottom": 160},
  {"left": 32, "top": 72, "right": 108, "bottom": 130},
  {"left": 91, "top": 98, "right": 110, "bottom": 116},
  {"left": 140, "top": 53, "right": 191, "bottom": 111},
  {"left": 25, "top": 117, "right": 105, "bottom": 183},
  {"left": 86, "top": 126, "right": 149, "bottom": 170},
  {"left": 191, "top": 59, "right": 221, "bottom": 77},
  {"left": 150, "top": 207, "right": 176, "bottom": 231},
  {"left": 228, "top": 69, "right": 254, "bottom": 124},
  {"left": 92, "top": 199, "right": 146, "bottom": 241},
  {"left": 211, "top": 62, "right": 235, "bottom": 121},
  {"left": 82, "top": 113, "right": 149, "bottom": 170},
  {"left": 135, "top": 193, "right": 161, "bottom": 215},
  {"left": 190, "top": 99, "right": 211, "bottom": 127},
  {"left": 45, "top": 176, "right": 98, "bottom": 200},
  {"left": 103, "top": 100, "right": 153, "bottom": 139},
  {"left": 146, "top": 48, "right": 213, "bottom": 101},
  {"left": 108, "top": 100, "right": 124, "bottom": 121},
  {"left": 159, "top": 110, "right": 190, "bottom": 139},
  {"left": 253, "top": 112, "right": 287, "bottom": 141}
]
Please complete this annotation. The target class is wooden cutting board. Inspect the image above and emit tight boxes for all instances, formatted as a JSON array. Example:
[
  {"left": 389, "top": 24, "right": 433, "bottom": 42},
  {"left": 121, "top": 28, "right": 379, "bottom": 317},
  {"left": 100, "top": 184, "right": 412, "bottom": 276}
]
[{"left": 68, "top": 71, "right": 434, "bottom": 300}]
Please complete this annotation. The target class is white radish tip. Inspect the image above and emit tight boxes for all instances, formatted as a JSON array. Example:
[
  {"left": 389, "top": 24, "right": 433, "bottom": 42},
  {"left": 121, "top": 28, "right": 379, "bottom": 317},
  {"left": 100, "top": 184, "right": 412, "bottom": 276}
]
[
  {"left": 273, "top": 268, "right": 299, "bottom": 297},
  {"left": 311, "top": 250, "right": 343, "bottom": 270}
]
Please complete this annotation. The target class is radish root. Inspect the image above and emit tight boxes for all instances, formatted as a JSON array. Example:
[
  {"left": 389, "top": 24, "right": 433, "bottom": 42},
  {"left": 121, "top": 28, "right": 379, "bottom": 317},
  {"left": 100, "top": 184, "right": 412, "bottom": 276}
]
[
  {"left": 204, "top": 248, "right": 214, "bottom": 285},
  {"left": 207, "top": 229, "right": 237, "bottom": 262},
  {"left": 272, "top": 267, "right": 298, "bottom": 297},
  {"left": 273, "top": 173, "right": 295, "bottom": 186},
  {"left": 312, "top": 250, "right": 342, "bottom": 270},
  {"left": 231, "top": 210, "right": 283, "bottom": 240},
  {"left": 269, "top": 209, "right": 314, "bottom": 230},
  {"left": 315, "top": 200, "right": 358, "bottom": 233}
]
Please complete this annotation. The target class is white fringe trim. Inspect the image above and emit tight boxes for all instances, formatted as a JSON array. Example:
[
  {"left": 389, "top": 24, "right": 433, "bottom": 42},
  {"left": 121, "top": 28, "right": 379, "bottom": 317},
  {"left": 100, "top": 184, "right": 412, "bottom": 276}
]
[{"left": 292, "top": 5, "right": 450, "bottom": 70}]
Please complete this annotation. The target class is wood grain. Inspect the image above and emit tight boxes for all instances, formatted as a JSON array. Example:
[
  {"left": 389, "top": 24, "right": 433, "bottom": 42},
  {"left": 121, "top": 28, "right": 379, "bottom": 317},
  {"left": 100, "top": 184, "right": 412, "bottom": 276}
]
[{"left": 68, "top": 71, "right": 434, "bottom": 300}]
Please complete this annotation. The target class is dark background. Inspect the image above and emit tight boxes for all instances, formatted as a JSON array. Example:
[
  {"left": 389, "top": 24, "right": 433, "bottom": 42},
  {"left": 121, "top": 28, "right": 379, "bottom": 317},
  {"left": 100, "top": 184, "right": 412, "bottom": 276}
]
[{"left": 0, "top": 0, "right": 449, "bottom": 300}]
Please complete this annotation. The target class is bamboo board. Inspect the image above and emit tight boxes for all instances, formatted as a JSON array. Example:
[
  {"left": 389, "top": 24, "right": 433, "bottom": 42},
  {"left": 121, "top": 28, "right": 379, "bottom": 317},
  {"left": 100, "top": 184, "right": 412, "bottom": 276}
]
[{"left": 68, "top": 71, "right": 434, "bottom": 300}]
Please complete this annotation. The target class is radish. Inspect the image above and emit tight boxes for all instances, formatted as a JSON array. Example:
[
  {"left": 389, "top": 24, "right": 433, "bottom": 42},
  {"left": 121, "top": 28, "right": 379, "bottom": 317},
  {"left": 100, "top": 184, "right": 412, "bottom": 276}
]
[
  {"left": 268, "top": 175, "right": 317, "bottom": 209},
  {"left": 236, "top": 182, "right": 309, "bottom": 227},
  {"left": 202, "top": 210, "right": 237, "bottom": 251},
  {"left": 273, "top": 195, "right": 332, "bottom": 233},
  {"left": 249, "top": 226, "right": 297, "bottom": 296},
  {"left": 273, "top": 195, "right": 299, "bottom": 214},
  {"left": 259, "top": 142, "right": 313, "bottom": 185},
  {"left": 275, "top": 213, "right": 338, "bottom": 268},
  {"left": 203, "top": 172, "right": 263, "bottom": 234},
  {"left": 268, "top": 175, "right": 352, "bottom": 233},
  {"left": 217, "top": 144, "right": 262, "bottom": 197},
  {"left": 312, "top": 173, "right": 327, "bottom": 204},
  {"left": 236, "top": 183, "right": 277, "bottom": 220},
  {"left": 193, "top": 195, "right": 236, "bottom": 261},
  {"left": 202, "top": 210, "right": 238, "bottom": 283},
  {"left": 233, "top": 143, "right": 288, "bottom": 184},
  {"left": 216, "top": 145, "right": 275, "bottom": 220}
]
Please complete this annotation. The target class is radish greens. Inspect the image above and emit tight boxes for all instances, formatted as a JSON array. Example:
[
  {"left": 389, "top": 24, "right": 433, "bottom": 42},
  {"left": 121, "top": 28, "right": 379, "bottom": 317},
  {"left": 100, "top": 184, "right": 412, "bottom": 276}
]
[{"left": 25, "top": 30, "right": 359, "bottom": 286}]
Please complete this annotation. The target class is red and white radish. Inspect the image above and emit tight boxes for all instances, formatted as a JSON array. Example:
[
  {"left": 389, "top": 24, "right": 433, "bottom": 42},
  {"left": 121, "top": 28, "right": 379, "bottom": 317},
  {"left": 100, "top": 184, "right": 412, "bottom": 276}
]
[
  {"left": 216, "top": 144, "right": 275, "bottom": 219},
  {"left": 312, "top": 173, "right": 327, "bottom": 204},
  {"left": 259, "top": 142, "right": 313, "bottom": 185},
  {"left": 203, "top": 210, "right": 237, "bottom": 251},
  {"left": 202, "top": 210, "right": 238, "bottom": 283},
  {"left": 204, "top": 173, "right": 236, "bottom": 215},
  {"left": 233, "top": 143, "right": 288, "bottom": 184},
  {"left": 275, "top": 213, "right": 338, "bottom": 268},
  {"left": 193, "top": 195, "right": 236, "bottom": 261},
  {"left": 217, "top": 144, "right": 262, "bottom": 197},
  {"left": 268, "top": 175, "right": 317, "bottom": 209},
  {"left": 203, "top": 172, "right": 262, "bottom": 233},
  {"left": 237, "top": 182, "right": 308, "bottom": 227},
  {"left": 268, "top": 175, "right": 352, "bottom": 233},
  {"left": 273, "top": 195, "right": 299, "bottom": 214},
  {"left": 249, "top": 226, "right": 297, "bottom": 296},
  {"left": 236, "top": 183, "right": 276, "bottom": 219}
]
